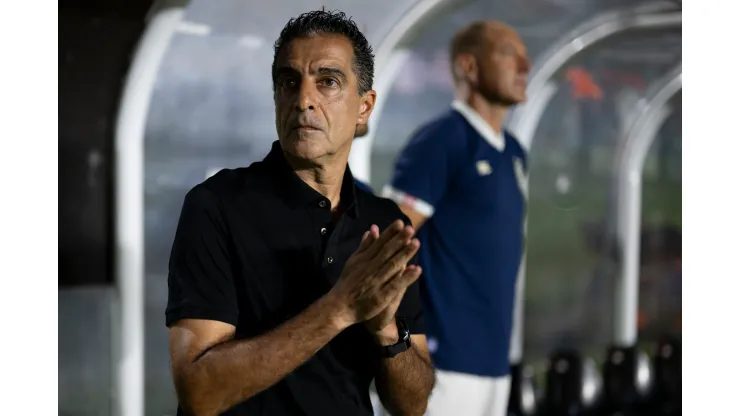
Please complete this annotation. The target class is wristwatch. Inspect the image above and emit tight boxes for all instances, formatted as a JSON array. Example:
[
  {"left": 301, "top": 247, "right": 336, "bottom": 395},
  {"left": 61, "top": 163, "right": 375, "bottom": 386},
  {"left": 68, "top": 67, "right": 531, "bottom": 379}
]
[{"left": 379, "top": 318, "right": 412, "bottom": 358}]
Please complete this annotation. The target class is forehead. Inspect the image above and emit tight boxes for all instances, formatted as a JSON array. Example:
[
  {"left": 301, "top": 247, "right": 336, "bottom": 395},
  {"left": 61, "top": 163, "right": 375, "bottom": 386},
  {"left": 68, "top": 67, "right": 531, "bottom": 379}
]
[
  {"left": 485, "top": 25, "right": 526, "bottom": 51},
  {"left": 277, "top": 34, "right": 355, "bottom": 70}
]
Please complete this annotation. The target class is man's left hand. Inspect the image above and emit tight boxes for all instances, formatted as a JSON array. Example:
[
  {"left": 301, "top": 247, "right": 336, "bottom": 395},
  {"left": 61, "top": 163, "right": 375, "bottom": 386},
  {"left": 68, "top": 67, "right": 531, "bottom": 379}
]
[
  {"left": 363, "top": 268, "right": 416, "bottom": 344},
  {"left": 358, "top": 222, "right": 421, "bottom": 344}
]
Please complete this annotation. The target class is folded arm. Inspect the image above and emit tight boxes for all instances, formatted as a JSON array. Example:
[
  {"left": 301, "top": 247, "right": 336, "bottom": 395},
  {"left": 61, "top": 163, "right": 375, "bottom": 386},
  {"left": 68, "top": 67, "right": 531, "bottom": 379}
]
[{"left": 169, "top": 295, "right": 348, "bottom": 416}]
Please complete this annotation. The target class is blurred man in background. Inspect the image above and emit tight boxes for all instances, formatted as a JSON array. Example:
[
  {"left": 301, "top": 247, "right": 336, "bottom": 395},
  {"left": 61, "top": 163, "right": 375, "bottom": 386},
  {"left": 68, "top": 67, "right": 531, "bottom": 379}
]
[{"left": 382, "top": 21, "right": 530, "bottom": 416}]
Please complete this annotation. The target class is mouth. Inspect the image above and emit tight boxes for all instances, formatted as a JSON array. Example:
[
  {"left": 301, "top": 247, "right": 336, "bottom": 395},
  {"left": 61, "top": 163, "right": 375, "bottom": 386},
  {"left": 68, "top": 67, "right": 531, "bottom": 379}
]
[{"left": 294, "top": 125, "right": 320, "bottom": 131}]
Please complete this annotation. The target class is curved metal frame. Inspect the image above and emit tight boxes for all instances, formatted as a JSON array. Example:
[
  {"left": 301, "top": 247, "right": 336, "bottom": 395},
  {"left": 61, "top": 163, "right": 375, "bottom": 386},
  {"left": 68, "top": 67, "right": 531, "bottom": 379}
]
[
  {"left": 114, "top": 3, "right": 187, "bottom": 416},
  {"left": 348, "top": 0, "right": 473, "bottom": 182},
  {"left": 613, "top": 64, "right": 681, "bottom": 347},
  {"left": 506, "top": 4, "right": 681, "bottom": 363},
  {"left": 507, "top": 2, "right": 682, "bottom": 147}
]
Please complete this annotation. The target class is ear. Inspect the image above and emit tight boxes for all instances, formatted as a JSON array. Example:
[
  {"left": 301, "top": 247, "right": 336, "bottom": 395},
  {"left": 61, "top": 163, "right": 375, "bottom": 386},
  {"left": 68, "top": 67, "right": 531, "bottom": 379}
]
[
  {"left": 455, "top": 53, "right": 479, "bottom": 85},
  {"left": 356, "top": 89, "right": 377, "bottom": 126}
]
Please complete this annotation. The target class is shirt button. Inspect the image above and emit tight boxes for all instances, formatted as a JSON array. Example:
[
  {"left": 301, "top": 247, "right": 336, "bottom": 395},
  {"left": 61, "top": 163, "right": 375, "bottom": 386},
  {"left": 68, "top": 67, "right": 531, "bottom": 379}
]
[
  {"left": 319, "top": 200, "right": 327, "bottom": 208},
  {"left": 327, "top": 256, "right": 334, "bottom": 264},
  {"left": 320, "top": 227, "right": 327, "bottom": 236}
]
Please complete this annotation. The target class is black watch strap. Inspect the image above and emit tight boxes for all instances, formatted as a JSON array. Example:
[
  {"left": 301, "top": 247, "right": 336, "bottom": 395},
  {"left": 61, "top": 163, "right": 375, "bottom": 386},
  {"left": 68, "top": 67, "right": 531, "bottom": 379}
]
[{"left": 379, "top": 318, "right": 412, "bottom": 358}]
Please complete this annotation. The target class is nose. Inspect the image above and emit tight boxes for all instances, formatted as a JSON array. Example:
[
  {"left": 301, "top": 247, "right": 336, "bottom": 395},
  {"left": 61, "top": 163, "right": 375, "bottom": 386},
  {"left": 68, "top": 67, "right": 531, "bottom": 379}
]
[{"left": 296, "top": 78, "right": 317, "bottom": 111}]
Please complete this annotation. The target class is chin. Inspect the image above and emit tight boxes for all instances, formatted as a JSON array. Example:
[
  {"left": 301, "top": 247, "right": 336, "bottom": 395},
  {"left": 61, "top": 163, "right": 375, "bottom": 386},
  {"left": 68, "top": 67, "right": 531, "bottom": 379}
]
[
  {"left": 504, "top": 91, "right": 527, "bottom": 105},
  {"left": 513, "top": 86, "right": 528, "bottom": 103},
  {"left": 281, "top": 133, "right": 329, "bottom": 161}
]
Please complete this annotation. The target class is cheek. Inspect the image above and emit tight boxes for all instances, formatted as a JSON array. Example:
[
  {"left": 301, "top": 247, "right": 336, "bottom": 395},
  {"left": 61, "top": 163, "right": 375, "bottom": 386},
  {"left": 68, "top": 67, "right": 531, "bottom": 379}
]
[
  {"left": 481, "top": 69, "right": 502, "bottom": 89},
  {"left": 328, "top": 110, "right": 350, "bottom": 136},
  {"left": 327, "top": 98, "right": 355, "bottom": 129},
  {"left": 274, "top": 101, "right": 285, "bottom": 119},
  {"left": 494, "top": 67, "right": 516, "bottom": 89},
  {"left": 506, "top": 62, "right": 520, "bottom": 79},
  {"left": 274, "top": 106, "right": 285, "bottom": 130}
]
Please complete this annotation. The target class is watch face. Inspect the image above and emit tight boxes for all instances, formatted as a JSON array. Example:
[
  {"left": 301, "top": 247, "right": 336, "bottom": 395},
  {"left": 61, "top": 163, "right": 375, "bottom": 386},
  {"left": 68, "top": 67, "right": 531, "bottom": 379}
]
[
  {"left": 379, "top": 321, "right": 412, "bottom": 358},
  {"left": 397, "top": 319, "right": 410, "bottom": 340}
]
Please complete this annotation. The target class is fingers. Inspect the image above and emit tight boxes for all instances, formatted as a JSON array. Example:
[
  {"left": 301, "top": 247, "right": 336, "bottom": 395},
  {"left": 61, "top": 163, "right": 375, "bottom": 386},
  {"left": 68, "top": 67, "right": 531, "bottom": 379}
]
[
  {"left": 401, "top": 264, "right": 422, "bottom": 286},
  {"left": 385, "top": 267, "right": 411, "bottom": 307},
  {"left": 372, "top": 221, "right": 416, "bottom": 264},
  {"left": 389, "top": 282, "right": 408, "bottom": 308},
  {"left": 356, "top": 230, "right": 371, "bottom": 254},
  {"left": 364, "top": 220, "right": 407, "bottom": 258},
  {"left": 370, "top": 267, "right": 414, "bottom": 320},
  {"left": 355, "top": 220, "right": 411, "bottom": 261},
  {"left": 377, "top": 287, "right": 407, "bottom": 321},
  {"left": 381, "top": 264, "right": 423, "bottom": 298},
  {"left": 382, "top": 225, "right": 416, "bottom": 262},
  {"left": 355, "top": 224, "right": 380, "bottom": 254},
  {"left": 376, "top": 238, "right": 420, "bottom": 283}
]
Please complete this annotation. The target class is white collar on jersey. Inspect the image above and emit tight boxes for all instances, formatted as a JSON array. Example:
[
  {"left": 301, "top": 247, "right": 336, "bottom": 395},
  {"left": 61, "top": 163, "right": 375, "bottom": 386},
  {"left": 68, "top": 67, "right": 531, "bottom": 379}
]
[{"left": 451, "top": 100, "right": 506, "bottom": 152}]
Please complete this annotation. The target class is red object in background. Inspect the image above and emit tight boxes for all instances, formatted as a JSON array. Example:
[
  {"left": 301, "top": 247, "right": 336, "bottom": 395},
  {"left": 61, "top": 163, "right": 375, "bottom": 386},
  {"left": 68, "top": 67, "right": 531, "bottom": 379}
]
[
  {"left": 566, "top": 66, "right": 604, "bottom": 100},
  {"left": 638, "top": 311, "right": 648, "bottom": 330}
]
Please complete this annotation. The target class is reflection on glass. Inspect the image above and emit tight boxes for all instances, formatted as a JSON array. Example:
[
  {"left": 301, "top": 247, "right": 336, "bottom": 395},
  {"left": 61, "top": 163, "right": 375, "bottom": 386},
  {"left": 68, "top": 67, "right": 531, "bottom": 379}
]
[{"left": 524, "top": 32, "right": 681, "bottom": 366}]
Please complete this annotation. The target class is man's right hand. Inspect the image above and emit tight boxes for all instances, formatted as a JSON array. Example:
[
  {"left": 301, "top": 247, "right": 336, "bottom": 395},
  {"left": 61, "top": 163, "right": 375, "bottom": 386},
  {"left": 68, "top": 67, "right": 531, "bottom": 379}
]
[{"left": 328, "top": 220, "right": 421, "bottom": 328}]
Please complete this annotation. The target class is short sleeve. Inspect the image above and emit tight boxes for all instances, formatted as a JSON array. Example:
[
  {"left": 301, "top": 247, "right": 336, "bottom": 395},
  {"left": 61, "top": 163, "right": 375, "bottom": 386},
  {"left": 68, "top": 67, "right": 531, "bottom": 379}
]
[
  {"left": 165, "top": 186, "right": 239, "bottom": 327},
  {"left": 382, "top": 122, "right": 464, "bottom": 218}
]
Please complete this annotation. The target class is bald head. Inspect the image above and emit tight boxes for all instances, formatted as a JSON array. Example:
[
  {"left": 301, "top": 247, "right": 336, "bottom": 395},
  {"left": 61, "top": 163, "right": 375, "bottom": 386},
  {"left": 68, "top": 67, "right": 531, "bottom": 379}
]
[
  {"left": 450, "top": 21, "right": 515, "bottom": 79},
  {"left": 449, "top": 20, "right": 530, "bottom": 105}
]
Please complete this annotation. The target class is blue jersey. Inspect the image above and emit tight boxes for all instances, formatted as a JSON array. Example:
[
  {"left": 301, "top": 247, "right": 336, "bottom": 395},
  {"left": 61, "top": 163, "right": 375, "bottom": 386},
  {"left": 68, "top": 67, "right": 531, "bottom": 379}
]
[{"left": 383, "top": 101, "right": 527, "bottom": 377}]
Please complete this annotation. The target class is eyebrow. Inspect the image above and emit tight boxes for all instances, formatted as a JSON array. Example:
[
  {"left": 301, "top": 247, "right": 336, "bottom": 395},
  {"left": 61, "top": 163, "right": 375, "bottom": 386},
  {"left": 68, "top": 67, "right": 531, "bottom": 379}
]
[
  {"left": 316, "top": 67, "right": 347, "bottom": 82},
  {"left": 274, "top": 66, "right": 348, "bottom": 82}
]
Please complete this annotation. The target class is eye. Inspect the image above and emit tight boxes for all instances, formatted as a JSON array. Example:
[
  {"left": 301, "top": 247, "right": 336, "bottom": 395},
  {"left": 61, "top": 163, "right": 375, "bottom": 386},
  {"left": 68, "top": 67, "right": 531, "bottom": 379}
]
[
  {"left": 320, "top": 78, "right": 338, "bottom": 87},
  {"left": 279, "top": 78, "right": 297, "bottom": 89}
]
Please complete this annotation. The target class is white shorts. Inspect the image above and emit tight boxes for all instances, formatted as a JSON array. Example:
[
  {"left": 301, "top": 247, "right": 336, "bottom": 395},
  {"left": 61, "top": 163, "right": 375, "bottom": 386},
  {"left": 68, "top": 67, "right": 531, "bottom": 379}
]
[{"left": 371, "top": 369, "right": 511, "bottom": 416}]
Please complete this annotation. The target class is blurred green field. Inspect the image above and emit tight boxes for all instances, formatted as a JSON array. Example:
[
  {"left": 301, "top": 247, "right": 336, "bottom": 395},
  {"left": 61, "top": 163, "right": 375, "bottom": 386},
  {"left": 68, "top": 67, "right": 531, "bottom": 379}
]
[
  {"left": 525, "top": 170, "right": 682, "bottom": 307},
  {"left": 523, "top": 141, "right": 681, "bottom": 370}
]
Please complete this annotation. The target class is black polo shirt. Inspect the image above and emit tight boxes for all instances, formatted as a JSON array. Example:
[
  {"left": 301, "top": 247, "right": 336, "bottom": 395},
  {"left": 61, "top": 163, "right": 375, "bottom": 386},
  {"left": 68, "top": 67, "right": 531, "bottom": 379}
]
[{"left": 166, "top": 141, "right": 425, "bottom": 416}]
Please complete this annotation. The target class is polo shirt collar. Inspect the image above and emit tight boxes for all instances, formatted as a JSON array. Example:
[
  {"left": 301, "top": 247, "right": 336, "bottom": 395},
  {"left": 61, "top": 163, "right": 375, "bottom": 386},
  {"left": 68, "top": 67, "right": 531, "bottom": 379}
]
[
  {"left": 263, "top": 141, "right": 360, "bottom": 217},
  {"left": 451, "top": 100, "right": 506, "bottom": 152}
]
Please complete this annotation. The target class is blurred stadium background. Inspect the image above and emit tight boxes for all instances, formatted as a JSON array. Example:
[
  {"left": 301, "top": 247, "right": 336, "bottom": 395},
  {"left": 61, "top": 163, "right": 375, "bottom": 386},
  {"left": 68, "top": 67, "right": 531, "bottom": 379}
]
[{"left": 59, "top": 0, "right": 681, "bottom": 414}]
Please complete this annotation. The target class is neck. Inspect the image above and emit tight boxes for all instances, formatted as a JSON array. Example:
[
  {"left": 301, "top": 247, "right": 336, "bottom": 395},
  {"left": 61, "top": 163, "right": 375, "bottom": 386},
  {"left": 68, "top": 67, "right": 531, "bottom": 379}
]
[
  {"left": 455, "top": 89, "right": 509, "bottom": 134},
  {"left": 283, "top": 144, "right": 351, "bottom": 210}
]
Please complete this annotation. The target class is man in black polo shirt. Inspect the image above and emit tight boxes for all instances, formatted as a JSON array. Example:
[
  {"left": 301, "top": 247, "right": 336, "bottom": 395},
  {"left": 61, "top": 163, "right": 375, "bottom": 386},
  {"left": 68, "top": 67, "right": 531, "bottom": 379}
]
[{"left": 165, "top": 9, "right": 435, "bottom": 416}]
